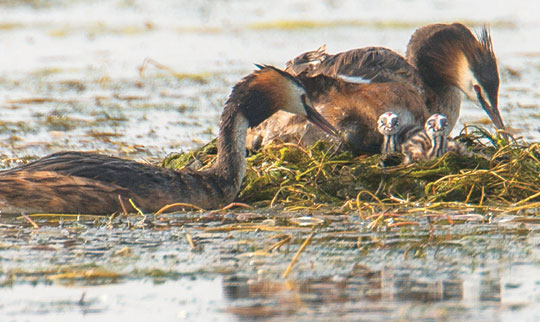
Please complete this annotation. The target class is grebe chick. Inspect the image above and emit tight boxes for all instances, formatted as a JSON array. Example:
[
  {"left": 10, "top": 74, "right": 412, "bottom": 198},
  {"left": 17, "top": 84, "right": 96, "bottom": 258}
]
[
  {"left": 401, "top": 114, "right": 469, "bottom": 164},
  {"left": 377, "top": 112, "right": 402, "bottom": 153},
  {"left": 0, "top": 65, "right": 337, "bottom": 215}
]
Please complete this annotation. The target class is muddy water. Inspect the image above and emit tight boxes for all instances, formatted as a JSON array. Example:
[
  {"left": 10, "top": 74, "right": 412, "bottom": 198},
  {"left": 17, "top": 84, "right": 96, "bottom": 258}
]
[{"left": 1, "top": 0, "right": 540, "bottom": 321}]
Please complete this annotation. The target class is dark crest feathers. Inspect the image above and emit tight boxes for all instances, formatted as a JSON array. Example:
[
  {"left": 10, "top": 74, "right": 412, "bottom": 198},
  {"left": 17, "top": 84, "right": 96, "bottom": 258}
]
[{"left": 477, "top": 25, "right": 495, "bottom": 56}]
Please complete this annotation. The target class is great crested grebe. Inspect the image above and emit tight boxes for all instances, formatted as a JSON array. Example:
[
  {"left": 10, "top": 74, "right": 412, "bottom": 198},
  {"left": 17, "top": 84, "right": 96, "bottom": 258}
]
[
  {"left": 0, "top": 65, "right": 337, "bottom": 215},
  {"left": 401, "top": 113, "right": 470, "bottom": 164},
  {"left": 247, "top": 23, "right": 505, "bottom": 154}
]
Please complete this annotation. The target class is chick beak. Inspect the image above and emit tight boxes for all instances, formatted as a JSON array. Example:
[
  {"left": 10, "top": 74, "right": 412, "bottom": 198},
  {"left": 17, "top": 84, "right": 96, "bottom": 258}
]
[
  {"left": 302, "top": 100, "right": 339, "bottom": 137},
  {"left": 474, "top": 85, "right": 505, "bottom": 131}
]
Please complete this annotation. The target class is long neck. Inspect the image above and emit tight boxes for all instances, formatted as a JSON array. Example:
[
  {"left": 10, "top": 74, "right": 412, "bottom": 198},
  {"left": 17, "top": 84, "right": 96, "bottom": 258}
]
[
  {"left": 206, "top": 103, "right": 250, "bottom": 204},
  {"left": 424, "top": 86, "right": 461, "bottom": 131},
  {"left": 407, "top": 24, "right": 476, "bottom": 131},
  {"left": 427, "top": 135, "right": 447, "bottom": 159}
]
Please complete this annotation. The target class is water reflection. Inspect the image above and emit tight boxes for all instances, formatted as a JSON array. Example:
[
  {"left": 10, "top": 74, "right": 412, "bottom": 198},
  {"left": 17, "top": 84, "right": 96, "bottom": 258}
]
[
  {"left": 1, "top": 267, "right": 533, "bottom": 320},
  {"left": 221, "top": 265, "right": 540, "bottom": 320}
]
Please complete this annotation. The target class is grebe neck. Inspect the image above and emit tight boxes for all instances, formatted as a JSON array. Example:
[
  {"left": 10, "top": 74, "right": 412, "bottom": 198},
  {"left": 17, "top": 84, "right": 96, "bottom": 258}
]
[{"left": 202, "top": 102, "right": 250, "bottom": 202}]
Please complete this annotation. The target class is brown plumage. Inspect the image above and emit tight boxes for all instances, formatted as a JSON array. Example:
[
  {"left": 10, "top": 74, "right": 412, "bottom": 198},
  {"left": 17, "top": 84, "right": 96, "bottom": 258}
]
[
  {"left": 247, "top": 73, "right": 428, "bottom": 154},
  {"left": 0, "top": 65, "right": 337, "bottom": 215},
  {"left": 248, "top": 22, "right": 505, "bottom": 154}
]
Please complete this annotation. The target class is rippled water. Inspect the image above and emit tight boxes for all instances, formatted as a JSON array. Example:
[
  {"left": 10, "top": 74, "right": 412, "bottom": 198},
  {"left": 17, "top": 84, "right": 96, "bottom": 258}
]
[
  {"left": 2, "top": 213, "right": 540, "bottom": 321},
  {"left": 1, "top": 0, "right": 540, "bottom": 321},
  {"left": 1, "top": 0, "right": 539, "bottom": 161}
]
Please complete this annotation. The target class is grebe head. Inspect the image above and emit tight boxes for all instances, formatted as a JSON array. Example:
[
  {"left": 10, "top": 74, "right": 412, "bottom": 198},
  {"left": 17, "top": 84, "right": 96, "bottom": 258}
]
[
  {"left": 407, "top": 23, "right": 505, "bottom": 131},
  {"left": 425, "top": 114, "right": 449, "bottom": 138},
  {"left": 238, "top": 64, "right": 337, "bottom": 136},
  {"left": 457, "top": 26, "right": 504, "bottom": 130},
  {"left": 377, "top": 112, "right": 401, "bottom": 136}
]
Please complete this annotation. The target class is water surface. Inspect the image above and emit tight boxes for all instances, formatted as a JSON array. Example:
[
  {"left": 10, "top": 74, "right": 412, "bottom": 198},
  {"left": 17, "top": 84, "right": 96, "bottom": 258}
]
[{"left": 1, "top": 0, "right": 540, "bottom": 321}]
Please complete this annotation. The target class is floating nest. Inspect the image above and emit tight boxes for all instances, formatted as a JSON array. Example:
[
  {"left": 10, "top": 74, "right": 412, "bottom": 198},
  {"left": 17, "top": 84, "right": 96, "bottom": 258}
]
[{"left": 162, "top": 126, "right": 540, "bottom": 215}]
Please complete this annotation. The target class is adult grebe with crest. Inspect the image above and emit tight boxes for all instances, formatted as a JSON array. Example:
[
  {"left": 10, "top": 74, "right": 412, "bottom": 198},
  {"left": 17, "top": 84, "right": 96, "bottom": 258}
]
[
  {"left": 0, "top": 65, "right": 337, "bottom": 215},
  {"left": 248, "top": 23, "right": 505, "bottom": 154}
]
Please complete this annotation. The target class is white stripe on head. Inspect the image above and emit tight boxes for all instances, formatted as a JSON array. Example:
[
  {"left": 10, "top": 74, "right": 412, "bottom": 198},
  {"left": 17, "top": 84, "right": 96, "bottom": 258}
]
[
  {"left": 337, "top": 74, "right": 371, "bottom": 84},
  {"left": 457, "top": 54, "right": 484, "bottom": 102}
]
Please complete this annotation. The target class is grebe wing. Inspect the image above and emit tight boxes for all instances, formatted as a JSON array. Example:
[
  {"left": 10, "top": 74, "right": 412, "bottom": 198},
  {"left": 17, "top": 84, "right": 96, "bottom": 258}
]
[
  {"left": 0, "top": 169, "right": 133, "bottom": 214},
  {"left": 287, "top": 47, "right": 425, "bottom": 95},
  {"left": 313, "top": 47, "right": 423, "bottom": 87},
  {"left": 3, "top": 151, "right": 189, "bottom": 192}
]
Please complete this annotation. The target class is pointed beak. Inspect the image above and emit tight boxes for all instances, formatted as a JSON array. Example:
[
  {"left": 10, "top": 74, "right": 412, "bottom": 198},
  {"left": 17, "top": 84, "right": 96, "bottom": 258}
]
[
  {"left": 302, "top": 101, "right": 339, "bottom": 137},
  {"left": 474, "top": 85, "right": 505, "bottom": 131}
]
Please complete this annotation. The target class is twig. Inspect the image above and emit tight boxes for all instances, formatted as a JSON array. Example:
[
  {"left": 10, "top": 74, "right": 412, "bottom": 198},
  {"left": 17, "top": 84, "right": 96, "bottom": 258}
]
[
  {"left": 128, "top": 199, "right": 144, "bottom": 217},
  {"left": 209, "top": 202, "right": 254, "bottom": 214},
  {"left": 184, "top": 229, "right": 196, "bottom": 250},
  {"left": 118, "top": 195, "right": 129, "bottom": 216},
  {"left": 154, "top": 202, "right": 203, "bottom": 217},
  {"left": 267, "top": 235, "right": 292, "bottom": 252},
  {"left": 387, "top": 221, "right": 420, "bottom": 228},
  {"left": 21, "top": 213, "right": 39, "bottom": 229},
  {"left": 283, "top": 231, "right": 314, "bottom": 278}
]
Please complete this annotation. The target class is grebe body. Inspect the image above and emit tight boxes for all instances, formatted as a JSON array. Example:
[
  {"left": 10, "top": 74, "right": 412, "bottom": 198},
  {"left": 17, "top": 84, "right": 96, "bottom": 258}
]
[
  {"left": 248, "top": 23, "right": 505, "bottom": 153},
  {"left": 0, "top": 66, "right": 337, "bottom": 215},
  {"left": 247, "top": 74, "right": 428, "bottom": 154}
]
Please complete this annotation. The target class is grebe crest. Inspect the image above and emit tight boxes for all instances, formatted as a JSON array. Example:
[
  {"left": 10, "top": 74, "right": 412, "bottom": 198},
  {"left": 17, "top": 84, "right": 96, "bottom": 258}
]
[{"left": 0, "top": 65, "right": 338, "bottom": 215}]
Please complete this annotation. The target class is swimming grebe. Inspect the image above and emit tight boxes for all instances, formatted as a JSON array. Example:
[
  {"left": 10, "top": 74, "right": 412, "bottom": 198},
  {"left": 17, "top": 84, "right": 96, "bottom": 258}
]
[
  {"left": 248, "top": 23, "right": 505, "bottom": 153},
  {"left": 401, "top": 113, "right": 470, "bottom": 164},
  {"left": 0, "top": 65, "right": 337, "bottom": 215}
]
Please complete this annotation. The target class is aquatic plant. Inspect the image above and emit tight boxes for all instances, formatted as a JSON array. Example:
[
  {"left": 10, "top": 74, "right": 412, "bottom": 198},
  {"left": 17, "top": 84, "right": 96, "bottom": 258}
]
[{"left": 163, "top": 126, "right": 540, "bottom": 213}]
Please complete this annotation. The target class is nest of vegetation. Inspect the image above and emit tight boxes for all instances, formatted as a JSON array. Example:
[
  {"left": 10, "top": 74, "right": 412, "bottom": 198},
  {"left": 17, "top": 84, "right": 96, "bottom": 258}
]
[{"left": 162, "top": 126, "right": 540, "bottom": 214}]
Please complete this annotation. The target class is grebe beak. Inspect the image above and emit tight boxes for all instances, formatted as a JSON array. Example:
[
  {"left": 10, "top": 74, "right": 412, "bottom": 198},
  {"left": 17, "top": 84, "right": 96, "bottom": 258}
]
[
  {"left": 474, "top": 85, "right": 505, "bottom": 131},
  {"left": 302, "top": 97, "right": 339, "bottom": 137}
]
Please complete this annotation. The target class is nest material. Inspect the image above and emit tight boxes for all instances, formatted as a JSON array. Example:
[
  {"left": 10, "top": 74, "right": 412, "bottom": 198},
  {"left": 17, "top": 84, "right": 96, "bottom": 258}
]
[{"left": 162, "top": 126, "right": 539, "bottom": 211}]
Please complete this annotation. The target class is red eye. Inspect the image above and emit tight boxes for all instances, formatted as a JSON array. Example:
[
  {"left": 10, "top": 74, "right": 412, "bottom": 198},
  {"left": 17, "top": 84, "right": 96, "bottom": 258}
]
[{"left": 473, "top": 85, "right": 481, "bottom": 94}]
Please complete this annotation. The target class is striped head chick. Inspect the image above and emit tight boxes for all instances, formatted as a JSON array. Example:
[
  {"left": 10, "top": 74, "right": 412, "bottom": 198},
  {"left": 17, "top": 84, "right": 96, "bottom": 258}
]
[
  {"left": 424, "top": 113, "right": 449, "bottom": 159},
  {"left": 377, "top": 112, "right": 402, "bottom": 154},
  {"left": 401, "top": 113, "right": 449, "bottom": 164},
  {"left": 426, "top": 113, "right": 472, "bottom": 158}
]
